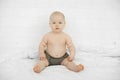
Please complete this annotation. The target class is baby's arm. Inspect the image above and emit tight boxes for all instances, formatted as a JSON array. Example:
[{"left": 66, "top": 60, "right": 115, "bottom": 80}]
[
  {"left": 39, "top": 34, "right": 48, "bottom": 60},
  {"left": 66, "top": 35, "right": 75, "bottom": 61}
]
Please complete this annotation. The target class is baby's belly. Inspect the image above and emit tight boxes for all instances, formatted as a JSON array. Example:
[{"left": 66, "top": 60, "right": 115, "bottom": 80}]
[{"left": 46, "top": 46, "right": 66, "bottom": 58}]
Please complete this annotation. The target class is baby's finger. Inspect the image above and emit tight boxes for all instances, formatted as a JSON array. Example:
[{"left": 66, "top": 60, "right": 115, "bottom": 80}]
[
  {"left": 41, "top": 57, "right": 46, "bottom": 61},
  {"left": 40, "top": 57, "right": 44, "bottom": 60},
  {"left": 43, "top": 57, "right": 46, "bottom": 60},
  {"left": 68, "top": 57, "right": 72, "bottom": 62}
]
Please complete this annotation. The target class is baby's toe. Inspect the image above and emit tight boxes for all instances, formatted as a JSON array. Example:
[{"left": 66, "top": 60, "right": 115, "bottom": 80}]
[
  {"left": 75, "top": 64, "right": 84, "bottom": 72},
  {"left": 33, "top": 65, "right": 41, "bottom": 73}
]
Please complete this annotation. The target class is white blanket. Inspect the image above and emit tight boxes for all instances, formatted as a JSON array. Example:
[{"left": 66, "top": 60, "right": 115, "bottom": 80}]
[{"left": 0, "top": 50, "right": 120, "bottom": 80}]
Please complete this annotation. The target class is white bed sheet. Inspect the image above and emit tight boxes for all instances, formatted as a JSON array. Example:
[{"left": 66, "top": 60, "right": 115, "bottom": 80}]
[{"left": 0, "top": 50, "right": 120, "bottom": 80}]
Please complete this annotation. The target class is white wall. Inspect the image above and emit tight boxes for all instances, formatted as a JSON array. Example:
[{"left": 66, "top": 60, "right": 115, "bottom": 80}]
[{"left": 0, "top": 0, "right": 120, "bottom": 58}]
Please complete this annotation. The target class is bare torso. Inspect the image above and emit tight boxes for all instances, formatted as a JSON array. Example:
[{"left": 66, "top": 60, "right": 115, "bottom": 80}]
[{"left": 46, "top": 32, "right": 67, "bottom": 58}]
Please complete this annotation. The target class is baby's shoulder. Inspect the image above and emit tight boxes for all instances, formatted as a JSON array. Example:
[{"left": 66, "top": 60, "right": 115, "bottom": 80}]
[
  {"left": 62, "top": 32, "right": 71, "bottom": 39},
  {"left": 44, "top": 32, "right": 51, "bottom": 37},
  {"left": 42, "top": 32, "right": 50, "bottom": 40},
  {"left": 63, "top": 32, "right": 70, "bottom": 36}
]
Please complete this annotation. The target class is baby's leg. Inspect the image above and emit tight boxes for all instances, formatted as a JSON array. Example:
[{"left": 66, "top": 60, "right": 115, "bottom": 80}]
[
  {"left": 33, "top": 59, "right": 49, "bottom": 73},
  {"left": 61, "top": 58, "right": 84, "bottom": 72}
]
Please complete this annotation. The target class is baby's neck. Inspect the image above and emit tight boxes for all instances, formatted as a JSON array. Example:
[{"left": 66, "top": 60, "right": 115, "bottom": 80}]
[{"left": 51, "top": 31, "right": 63, "bottom": 34}]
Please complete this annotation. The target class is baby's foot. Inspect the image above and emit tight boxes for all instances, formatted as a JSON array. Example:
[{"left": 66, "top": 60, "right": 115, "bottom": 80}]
[
  {"left": 75, "top": 64, "right": 84, "bottom": 72},
  {"left": 33, "top": 65, "right": 41, "bottom": 73}
]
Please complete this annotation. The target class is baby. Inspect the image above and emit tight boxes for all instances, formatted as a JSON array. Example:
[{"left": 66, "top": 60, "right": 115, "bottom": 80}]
[{"left": 33, "top": 11, "right": 84, "bottom": 73}]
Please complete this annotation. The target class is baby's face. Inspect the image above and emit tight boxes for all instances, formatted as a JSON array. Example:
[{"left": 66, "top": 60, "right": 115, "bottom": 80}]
[{"left": 49, "top": 14, "right": 65, "bottom": 33}]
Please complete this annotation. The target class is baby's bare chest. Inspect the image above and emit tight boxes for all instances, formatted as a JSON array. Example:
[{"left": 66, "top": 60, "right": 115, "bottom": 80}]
[{"left": 48, "top": 36, "right": 66, "bottom": 45}]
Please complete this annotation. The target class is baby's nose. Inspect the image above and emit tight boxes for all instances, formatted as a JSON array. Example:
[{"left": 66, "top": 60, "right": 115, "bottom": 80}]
[{"left": 55, "top": 25, "right": 59, "bottom": 27}]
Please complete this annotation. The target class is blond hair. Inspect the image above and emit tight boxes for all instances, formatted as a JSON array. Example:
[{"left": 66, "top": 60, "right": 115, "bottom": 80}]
[{"left": 49, "top": 11, "right": 65, "bottom": 21}]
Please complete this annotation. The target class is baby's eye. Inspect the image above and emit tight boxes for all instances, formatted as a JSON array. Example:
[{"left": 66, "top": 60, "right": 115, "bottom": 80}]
[
  {"left": 52, "top": 22, "right": 56, "bottom": 24},
  {"left": 59, "top": 22, "right": 62, "bottom": 24}
]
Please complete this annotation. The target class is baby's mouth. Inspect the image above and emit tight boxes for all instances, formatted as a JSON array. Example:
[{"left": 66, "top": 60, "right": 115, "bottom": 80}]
[{"left": 56, "top": 28, "right": 59, "bottom": 30}]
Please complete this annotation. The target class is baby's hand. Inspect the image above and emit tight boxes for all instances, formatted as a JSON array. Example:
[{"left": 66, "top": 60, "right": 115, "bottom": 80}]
[
  {"left": 68, "top": 55, "right": 74, "bottom": 62},
  {"left": 40, "top": 53, "right": 46, "bottom": 61}
]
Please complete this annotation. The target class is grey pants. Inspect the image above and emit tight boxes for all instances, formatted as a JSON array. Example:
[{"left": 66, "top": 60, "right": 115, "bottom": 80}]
[{"left": 44, "top": 51, "right": 69, "bottom": 66}]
